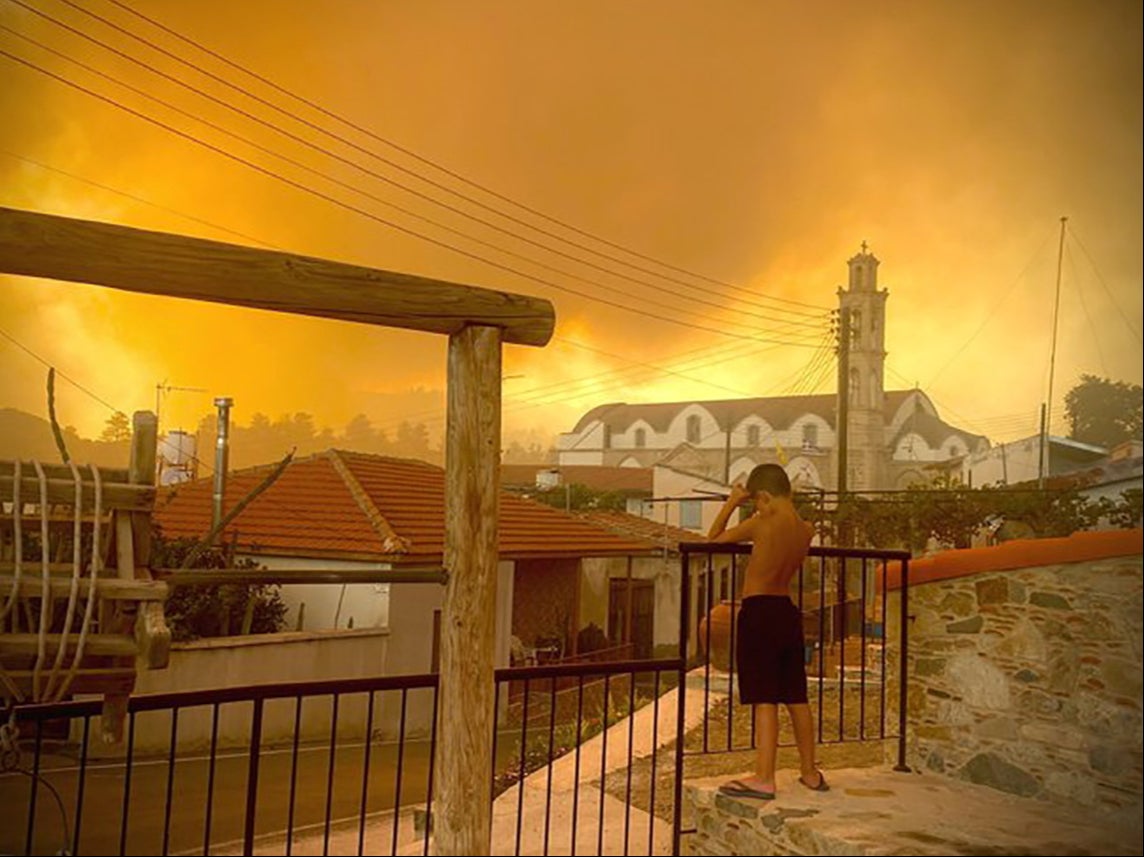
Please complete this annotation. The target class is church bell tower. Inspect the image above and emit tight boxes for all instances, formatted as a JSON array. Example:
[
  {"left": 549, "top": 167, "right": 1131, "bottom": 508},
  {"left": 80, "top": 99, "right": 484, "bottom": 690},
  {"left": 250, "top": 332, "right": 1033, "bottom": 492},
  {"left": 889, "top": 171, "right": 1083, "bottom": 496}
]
[{"left": 835, "top": 243, "right": 888, "bottom": 492}]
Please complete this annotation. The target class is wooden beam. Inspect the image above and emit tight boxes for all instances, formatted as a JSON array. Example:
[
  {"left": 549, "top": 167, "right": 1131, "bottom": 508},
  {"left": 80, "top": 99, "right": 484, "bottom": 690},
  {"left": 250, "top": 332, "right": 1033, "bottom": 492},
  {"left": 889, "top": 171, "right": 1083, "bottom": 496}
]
[
  {"left": 435, "top": 325, "right": 502, "bottom": 856},
  {"left": 0, "top": 577, "right": 168, "bottom": 601},
  {"left": 0, "top": 474, "right": 153, "bottom": 512},
  {"left": 153, "top": 567, "right": 446, "bottom": 586},
  {"left": 0, "top": 633, "right": 138, "bottom": 657},
  {"left": 129, "top": 411, "right": 157, "bottom": 571},
  {"left": 0, "top": 206, "right": 556, "bottom": 347}
]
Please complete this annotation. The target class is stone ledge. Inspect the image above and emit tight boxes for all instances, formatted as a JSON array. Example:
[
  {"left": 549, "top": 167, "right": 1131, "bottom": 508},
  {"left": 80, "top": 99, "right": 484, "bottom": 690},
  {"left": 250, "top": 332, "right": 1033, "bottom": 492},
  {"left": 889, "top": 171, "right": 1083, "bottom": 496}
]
[{"left": 683, "top": 766, "right": 1142, "bottom": 856}]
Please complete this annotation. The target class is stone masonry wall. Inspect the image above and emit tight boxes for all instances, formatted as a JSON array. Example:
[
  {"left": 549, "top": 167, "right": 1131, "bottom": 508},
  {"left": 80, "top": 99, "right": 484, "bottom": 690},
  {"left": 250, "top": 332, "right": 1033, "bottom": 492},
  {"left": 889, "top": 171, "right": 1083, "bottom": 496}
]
[{"left": 904, "top": 553, "right": 1142, "bottom": 818}]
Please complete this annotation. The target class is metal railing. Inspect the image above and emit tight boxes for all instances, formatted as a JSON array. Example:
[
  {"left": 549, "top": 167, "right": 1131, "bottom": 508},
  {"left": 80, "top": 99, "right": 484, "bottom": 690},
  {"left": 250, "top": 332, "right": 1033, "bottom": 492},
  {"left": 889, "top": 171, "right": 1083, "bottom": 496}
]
[
  {"left": 678, "top": 543, "right": 910, "bottom": 770},
  {"left": 2, "top": 659, "right": 687, "bottom": 856},
  {"left": 2, "top": 541, "right": 907, "bottom": 856}
]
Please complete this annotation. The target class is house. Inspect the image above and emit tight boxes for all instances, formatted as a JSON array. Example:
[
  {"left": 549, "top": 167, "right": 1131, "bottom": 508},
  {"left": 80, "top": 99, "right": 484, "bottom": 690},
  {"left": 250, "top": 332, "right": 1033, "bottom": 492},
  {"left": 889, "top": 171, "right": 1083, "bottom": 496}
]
[
  {"left": 962, "top": 433, "right": 1110, "bottom": 488},
  {"left": 500, "top": 463, "right": 653, "bottom": 514},
  {"left": 575, "top": 510, "right": 709, "bottom": 661},
  {"left": 156, "top": 450, "right": 660, "bottom": 679},
  {"left": 556, "top": 246, "right": 988, "bottom": 493}
]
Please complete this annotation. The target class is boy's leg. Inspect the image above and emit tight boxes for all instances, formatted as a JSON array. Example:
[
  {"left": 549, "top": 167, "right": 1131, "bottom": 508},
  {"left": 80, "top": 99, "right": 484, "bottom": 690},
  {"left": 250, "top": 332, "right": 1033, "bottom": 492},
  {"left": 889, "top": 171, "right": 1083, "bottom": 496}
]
[
  {"left": 753, "top": 703, "right": 779, "bottom": 787},
  {"left": 786, "top": 702, "right": 821, "bottom": 784}
]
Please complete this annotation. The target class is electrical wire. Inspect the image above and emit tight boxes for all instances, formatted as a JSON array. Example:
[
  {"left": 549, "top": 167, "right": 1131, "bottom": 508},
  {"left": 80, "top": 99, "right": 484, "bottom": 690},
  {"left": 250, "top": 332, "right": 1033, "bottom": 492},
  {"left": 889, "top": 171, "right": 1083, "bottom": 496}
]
[
  {"left": 4, "top": 4, "right": 830, "bottom": 337},
  {"left": 1067, "top": 226, "right": 1142, "bottom": 344},
  {"left": 96, "top": 0, "right": 830, "bottom": 315},
  {"left": 0, "top": 41, "right": 826, "bottom": 347}
]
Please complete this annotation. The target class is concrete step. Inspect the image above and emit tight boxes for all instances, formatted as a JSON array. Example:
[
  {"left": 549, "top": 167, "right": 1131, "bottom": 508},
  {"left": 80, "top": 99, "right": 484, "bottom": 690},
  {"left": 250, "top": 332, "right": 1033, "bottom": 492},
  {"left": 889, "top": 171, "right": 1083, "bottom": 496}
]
[{"left": 684, "top": 766, "right": 1141, "bottom": 856}]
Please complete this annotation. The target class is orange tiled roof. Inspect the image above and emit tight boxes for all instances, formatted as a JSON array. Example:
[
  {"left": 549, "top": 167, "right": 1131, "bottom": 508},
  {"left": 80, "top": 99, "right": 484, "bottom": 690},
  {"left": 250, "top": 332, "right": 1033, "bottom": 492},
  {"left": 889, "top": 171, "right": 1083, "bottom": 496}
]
[
  {"left": 577, "top": 510, "right": 701, "bottom": 552},
  {"left": 501, "top": 465, "right": 652, "bottom": 493},
  {"left": 156, "top": 450, "right": 657, "bottom": 564}
]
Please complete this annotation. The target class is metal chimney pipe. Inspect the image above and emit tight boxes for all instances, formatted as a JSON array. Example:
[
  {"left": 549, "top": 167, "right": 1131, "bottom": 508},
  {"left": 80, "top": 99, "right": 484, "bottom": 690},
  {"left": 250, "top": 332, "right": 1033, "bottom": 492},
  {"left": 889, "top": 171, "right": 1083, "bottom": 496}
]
[{"left": 211, "top": 397, "right": 233, "bottom": 542}]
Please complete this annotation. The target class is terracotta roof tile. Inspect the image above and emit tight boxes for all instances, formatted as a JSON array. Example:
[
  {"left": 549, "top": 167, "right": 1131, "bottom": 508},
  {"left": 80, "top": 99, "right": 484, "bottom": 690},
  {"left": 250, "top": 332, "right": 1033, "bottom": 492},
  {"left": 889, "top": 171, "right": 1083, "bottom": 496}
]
[
  {"left": 501, "top": 464, "right": 652, "bottom": 493},
  {"left": 577, "top": 510, "right": 700, "bottom": 553},
  {"left": 156, "top": 450, "right": 655, "bottom": 563}
]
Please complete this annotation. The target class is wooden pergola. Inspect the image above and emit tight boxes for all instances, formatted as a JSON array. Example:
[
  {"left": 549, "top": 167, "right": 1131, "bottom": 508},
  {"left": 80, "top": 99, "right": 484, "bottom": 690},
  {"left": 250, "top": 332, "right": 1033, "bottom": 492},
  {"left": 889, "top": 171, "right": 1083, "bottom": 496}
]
[{"left": 0, "top": 205, "right": 556, "bottom": 856}]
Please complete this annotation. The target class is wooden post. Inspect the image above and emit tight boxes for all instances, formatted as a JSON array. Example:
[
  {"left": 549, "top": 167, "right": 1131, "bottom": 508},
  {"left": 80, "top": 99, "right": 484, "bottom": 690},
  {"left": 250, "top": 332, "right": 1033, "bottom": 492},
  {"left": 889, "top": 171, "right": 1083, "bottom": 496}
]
[{"left": 435, "top": 325, "right": 502, "bottom": 856}]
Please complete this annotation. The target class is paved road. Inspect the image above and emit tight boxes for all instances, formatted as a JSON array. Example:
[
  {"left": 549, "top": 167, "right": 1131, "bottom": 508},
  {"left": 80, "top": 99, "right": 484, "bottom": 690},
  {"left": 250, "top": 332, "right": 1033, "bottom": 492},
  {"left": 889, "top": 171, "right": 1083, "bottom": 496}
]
[
  {"left": 1, "top": 737, "right": 434, "bottom": 856},
  {"left": 1, "top": 731, "right": 544, "bottom": 856}
]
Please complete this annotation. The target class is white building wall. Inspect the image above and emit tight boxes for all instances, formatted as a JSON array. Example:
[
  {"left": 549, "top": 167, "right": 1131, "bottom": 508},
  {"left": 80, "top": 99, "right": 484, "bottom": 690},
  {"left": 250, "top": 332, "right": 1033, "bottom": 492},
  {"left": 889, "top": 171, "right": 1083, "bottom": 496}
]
[
  {"left": 87, "top": 629, "right": 393, "bottom": 754},
  {"left": 963, "top": 438, "right": 1042, "bottom": 486},
  {"left": 651, "top": 466, "right": 727, "bottom": 534},
  {"left": 236, "top": 554, "right": 391, "bottom": 631}
]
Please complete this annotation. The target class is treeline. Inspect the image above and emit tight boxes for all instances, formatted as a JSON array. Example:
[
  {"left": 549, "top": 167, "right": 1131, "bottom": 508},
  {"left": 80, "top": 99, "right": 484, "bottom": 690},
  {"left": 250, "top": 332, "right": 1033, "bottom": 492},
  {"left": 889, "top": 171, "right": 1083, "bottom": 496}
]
[
  {"left": 191, "top": 412, "right": 553, "bottom": 470},
  {"left": 193, "top": 412, "right": 439, "bottom": 470}
]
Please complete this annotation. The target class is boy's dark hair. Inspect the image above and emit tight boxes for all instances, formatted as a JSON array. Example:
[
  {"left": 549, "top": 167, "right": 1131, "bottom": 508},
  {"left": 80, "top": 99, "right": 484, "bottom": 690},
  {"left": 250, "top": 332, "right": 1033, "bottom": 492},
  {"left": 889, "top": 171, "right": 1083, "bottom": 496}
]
[{"left": 746, "top": 463, "right": 792, "bottom": 498}]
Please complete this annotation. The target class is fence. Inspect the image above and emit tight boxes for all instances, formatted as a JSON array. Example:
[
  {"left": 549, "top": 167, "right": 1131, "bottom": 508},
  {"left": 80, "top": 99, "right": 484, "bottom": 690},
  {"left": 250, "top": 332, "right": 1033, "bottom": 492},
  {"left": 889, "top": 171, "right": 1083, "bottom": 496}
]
[
  {"left": 1, "top": 543, "right": 909, "bottom": 856},
  {"left": 679, "top": 542, "right": 911, "bottom": 771}
]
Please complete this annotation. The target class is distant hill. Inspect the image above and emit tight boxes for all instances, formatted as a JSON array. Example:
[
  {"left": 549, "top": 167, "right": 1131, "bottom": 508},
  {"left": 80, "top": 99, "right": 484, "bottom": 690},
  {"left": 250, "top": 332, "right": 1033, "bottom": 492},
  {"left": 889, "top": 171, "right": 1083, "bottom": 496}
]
[{"left": 0, "top": 408, "right": 131, "bottom": 467}]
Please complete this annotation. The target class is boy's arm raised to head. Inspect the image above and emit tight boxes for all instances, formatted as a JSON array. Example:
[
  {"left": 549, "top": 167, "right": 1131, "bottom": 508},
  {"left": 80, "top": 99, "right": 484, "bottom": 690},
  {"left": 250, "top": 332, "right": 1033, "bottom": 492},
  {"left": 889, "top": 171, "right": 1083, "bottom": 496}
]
[{"left": 708, "top": 484, "right": 754, "bottom": 543}]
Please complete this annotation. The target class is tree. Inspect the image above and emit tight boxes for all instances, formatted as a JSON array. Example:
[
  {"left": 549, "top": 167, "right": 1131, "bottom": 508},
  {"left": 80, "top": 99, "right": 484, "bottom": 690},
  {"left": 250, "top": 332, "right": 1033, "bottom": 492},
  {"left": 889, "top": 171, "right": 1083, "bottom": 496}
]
[
  {"left": 1064, "top": 375, "right": 1143, "bottom": 448},
  {"left": 152, "top": 529, "right": 287, "bottom": 642},
  {"left": 99, "top": 410, "right": 132, "bottom": 442}
]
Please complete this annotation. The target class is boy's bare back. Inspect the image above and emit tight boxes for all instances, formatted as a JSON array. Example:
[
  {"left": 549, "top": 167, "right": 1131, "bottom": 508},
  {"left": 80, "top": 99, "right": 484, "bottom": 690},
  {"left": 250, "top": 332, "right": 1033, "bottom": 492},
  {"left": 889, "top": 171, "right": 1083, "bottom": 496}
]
[
  {"left": 708, "top": 481, "right": 813, "bottom": 598},
  {"left": 740, "top": 503, "right": 813, "bottom": 597}
]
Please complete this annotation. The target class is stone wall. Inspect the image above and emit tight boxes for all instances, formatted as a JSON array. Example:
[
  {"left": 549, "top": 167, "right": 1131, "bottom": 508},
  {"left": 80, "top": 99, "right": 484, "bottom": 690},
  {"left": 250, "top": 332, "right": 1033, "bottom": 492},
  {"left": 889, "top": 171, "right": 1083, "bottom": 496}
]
[{"left": 904, "top": 552, "right": 1142, "bottom": 819}]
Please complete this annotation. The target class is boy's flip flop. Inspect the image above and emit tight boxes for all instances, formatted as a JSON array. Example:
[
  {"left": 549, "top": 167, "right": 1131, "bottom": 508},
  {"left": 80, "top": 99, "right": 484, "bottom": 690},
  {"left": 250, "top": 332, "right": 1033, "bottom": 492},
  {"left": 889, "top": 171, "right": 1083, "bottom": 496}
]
[
  {"left": 718, "top": 779, "right": 775, "bottom": 800},
  {"left": 799, "top": 770, "right": 830, "bottom": 792}
]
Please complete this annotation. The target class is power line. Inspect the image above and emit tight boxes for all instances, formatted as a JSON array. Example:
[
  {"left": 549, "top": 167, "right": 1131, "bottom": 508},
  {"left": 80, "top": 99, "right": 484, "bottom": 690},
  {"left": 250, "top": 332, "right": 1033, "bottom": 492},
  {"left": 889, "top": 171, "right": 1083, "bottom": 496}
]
[
  {"left": 8, "top": 2, "right": 829, "bottom": 337},
  {"left": 0, "top": 147, "right": 277, "bottom": 249},
  {"left": 1065, "top": 244, "right": 1109, "bottom": 376},
  {"left": 0, "top": 44, "right": 825, "bottom": 347},
  {"left": 1067, "top": 226, "right": 1142, "bottom": 344},
  {"left": 0, "top": 322, "right": 386, "bottom": 547},
  {"left": 925, "top": 224, "right": 1056, "bottom": 390},
  {"left": 0, "top": 325, "right": 121, "bottom": 413},
  {"left": 97, "top": 0, "right": 830, "bottom": 316},
  {"left": 0, "top": 146, "right": 836, "bottom": 464}
]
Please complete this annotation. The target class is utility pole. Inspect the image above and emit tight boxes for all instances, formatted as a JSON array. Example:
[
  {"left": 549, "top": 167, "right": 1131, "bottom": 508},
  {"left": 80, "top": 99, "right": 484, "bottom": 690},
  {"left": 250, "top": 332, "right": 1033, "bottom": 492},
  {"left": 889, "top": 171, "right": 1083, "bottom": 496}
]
[
  {"left": 836, "top": 306, "right": 852, "bottom": 547},
  {"left": 723, "top": 406, "right": 731, "bottom": 485},
  {"left": 1042, "top": 216, "right": 1068, "bottom": 486},
  {"left": 837, "top": 306, "right": 852, "bottom": 496}
]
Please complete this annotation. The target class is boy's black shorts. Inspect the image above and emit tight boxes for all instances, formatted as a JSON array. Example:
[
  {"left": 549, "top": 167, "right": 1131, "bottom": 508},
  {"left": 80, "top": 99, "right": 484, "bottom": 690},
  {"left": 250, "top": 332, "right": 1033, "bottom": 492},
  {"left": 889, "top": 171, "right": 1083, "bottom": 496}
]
[{"left": 735, "top": 595, "right": 809, "bottom": 705}]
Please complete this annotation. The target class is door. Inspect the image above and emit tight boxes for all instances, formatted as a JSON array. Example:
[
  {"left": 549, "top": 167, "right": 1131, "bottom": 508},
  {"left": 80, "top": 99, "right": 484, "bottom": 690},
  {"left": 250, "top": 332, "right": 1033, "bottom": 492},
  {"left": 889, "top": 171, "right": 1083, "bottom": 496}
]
[{"left": 608, "top": 578, "right": 655, "bottom": 659}]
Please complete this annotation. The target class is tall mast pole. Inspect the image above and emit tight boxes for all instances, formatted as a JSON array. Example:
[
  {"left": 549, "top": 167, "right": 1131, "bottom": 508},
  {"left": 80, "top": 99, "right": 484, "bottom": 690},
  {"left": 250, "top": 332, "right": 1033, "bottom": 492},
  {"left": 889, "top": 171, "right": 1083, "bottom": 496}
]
[{"left": 1042, "top": 216, "right": 1068, "bottom": 483}]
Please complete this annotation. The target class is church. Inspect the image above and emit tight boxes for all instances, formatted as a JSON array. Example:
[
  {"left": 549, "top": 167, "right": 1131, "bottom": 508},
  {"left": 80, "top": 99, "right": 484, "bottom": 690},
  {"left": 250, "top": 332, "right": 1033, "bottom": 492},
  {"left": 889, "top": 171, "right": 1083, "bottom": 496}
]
[{"left": 555, "top": 246, "right": 988, "bottom": 493}]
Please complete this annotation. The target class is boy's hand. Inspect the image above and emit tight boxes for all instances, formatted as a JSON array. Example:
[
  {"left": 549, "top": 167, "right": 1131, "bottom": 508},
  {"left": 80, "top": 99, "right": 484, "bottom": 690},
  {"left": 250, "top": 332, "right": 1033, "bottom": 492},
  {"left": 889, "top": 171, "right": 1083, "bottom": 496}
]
[{"left": 728, "top": 483, "right": 750, "bottom": 505}]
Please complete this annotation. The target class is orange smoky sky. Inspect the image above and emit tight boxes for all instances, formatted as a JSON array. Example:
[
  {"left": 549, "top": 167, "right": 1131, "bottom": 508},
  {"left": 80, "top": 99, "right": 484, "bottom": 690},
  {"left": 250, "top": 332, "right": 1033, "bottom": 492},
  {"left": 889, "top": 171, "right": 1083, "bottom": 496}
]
[{"left": 1, "top": 0, "right": 1141, "bottom": 452}]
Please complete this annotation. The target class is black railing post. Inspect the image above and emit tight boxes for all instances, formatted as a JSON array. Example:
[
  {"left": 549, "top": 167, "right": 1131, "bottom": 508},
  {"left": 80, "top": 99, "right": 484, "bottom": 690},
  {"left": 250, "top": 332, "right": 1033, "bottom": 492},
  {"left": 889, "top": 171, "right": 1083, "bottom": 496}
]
[
  {"left": 895, "top": 557, "right": 911, "bottom": 772},
  {"left": 673, "top": 547, "right": 691, "bottom": 857},
  {"left": 243, "top": 698, "right": 264, "bottom": 856}
]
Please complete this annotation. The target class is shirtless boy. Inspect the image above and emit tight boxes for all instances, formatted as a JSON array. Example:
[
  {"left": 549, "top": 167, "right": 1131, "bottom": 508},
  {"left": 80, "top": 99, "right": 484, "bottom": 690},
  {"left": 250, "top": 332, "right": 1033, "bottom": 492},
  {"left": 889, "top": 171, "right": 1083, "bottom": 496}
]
[{"left": 707, "top": 463, "right": 828, "bottom": 799}]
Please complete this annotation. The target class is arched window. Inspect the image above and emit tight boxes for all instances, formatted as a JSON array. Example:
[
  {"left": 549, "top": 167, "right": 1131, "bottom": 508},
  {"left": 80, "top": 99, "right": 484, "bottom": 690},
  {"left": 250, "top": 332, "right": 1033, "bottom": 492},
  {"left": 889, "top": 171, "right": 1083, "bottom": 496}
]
[
  {"left": 802, "top": 423, "right": 818, "bottom": 449},
  {"left": 686, "top": 414, "right": 701, "bottom": 444},
  {"left": 747, "top": 424, "right": 760, "bottom": 447},
  {"left": 634, "top": 428, "right": 646, "bottom": 448},
  {"left": 849, "top": 368, "right": 860, "bottom": 403}
]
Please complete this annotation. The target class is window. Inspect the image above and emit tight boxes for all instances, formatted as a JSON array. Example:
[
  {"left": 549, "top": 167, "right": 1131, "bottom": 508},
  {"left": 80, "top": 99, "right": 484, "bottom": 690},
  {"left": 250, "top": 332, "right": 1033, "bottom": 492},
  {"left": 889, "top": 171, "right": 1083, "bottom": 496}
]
[
  {"left": 686, "top": 414, "right": 701, "bottom": 444},
  {"left": 802, "top": 423, "right": 818, "bottom": 449},
  {"left": 849, "top": 368, "right": 860, "bottom": 403},
  {"left": 679, "top": 499, "right": 702, "bottom": 530},
  {"left": 746, "top": 424, "right": 760, "bottom": 447},
  {"left": 634, "top": 428, "right": 646, "bottom": 448}
]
